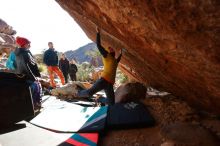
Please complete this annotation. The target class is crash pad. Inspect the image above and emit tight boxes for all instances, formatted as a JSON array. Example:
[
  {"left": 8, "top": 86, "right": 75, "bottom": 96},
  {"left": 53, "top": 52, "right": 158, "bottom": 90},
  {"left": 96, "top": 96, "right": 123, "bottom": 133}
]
[
  {"left": 0, "top": 121, "right": 72, "bottom": 146},
  {"left": 58, "top": 133, "right": 99, "bottom": 146},
  {"left": 30, "top": 96, "right": 107, "bottom": 132},
  {"left": 70, "top": 100, "right": 95, "bottom": 107},
  {"left": 107, "top": 102, "right": 155, "bottom": 128}
]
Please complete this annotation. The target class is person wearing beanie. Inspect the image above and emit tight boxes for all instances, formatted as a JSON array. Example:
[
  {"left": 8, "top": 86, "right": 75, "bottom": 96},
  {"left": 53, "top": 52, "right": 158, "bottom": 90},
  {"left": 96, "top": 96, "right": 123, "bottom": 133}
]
[
  {"left": 43, "top": 42, "right": 65, "bottom": 87},
  {"left": 15, "top": 36, "right": 40, "bottom": 81},
  {"left": 14, "top": 36, "right": 42, "bottom": 109},
  {"left": 76, "top": 27, "right": 122, "bottom": 105},
  {"left": 16, "top": 36, "right": 30, "bottom": 48}
]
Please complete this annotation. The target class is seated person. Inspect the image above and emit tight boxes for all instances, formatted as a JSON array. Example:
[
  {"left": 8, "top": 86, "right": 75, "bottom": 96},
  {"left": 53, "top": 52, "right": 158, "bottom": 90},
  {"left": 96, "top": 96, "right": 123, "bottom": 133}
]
[{"left": 15, "top": 36, "right": 42, "bottom": 109}]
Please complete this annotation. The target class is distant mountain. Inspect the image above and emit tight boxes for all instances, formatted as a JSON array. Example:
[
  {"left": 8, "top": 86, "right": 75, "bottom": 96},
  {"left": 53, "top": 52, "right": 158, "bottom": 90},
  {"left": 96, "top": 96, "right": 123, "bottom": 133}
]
[{"left": 65, "top": 43, "right": 102, "bottom": 66}]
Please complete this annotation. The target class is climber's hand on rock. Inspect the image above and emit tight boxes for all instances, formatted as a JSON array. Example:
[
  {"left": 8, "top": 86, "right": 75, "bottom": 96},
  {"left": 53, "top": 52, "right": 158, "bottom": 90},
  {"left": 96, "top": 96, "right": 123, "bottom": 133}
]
[
  {"left": 96, "top": 26, "right": 100, "bottom": 33},
  {"left": 120, "top": 48, "right": 123, "bottom": 54}
]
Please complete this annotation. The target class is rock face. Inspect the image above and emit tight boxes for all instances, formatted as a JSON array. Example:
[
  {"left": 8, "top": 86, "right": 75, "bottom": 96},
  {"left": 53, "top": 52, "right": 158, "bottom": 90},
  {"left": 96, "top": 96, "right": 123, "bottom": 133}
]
[
  {"left": 160, "top": 122, "right": 220, "bottom": 146},
  {"left": 115, "top": 82, "right": 146, "bottom": 103},
  {"left": 51, "top": 82, "right": 86, "bottom": 97},
  {"left": 100, "top": 95, "right": 220, "bottom": 145},
  {"left": 0, "top": 19, "right": 16, "bottom": 51},
  {"left": 56, "top": 0, "right": 220, "bottom": 113}
]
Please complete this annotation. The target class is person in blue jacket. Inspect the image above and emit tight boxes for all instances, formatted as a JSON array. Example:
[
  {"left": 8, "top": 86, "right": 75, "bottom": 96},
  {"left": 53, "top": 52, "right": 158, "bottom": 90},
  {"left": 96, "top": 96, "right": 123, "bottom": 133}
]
[{"left": 43, "top": 42, "right": 65, "bottom": 87}]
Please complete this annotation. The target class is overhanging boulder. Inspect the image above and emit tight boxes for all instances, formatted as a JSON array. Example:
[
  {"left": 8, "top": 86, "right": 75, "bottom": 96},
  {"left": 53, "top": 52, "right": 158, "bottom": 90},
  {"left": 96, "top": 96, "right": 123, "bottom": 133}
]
[{"left": 56, "top": 0, "right": 220, "bottom": 113}]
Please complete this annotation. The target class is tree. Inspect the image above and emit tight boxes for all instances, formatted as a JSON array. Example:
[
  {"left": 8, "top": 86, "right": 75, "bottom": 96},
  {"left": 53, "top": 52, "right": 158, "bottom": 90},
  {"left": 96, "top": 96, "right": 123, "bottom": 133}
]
[{"left": 85, "top": 49, "right": 102, "bottom": 67}]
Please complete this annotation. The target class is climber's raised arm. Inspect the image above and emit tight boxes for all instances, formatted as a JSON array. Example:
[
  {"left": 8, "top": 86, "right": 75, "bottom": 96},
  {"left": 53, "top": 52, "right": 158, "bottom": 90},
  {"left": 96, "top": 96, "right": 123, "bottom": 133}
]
[{"left": 96, "top": 27, "right": 108, "bottom": 57}]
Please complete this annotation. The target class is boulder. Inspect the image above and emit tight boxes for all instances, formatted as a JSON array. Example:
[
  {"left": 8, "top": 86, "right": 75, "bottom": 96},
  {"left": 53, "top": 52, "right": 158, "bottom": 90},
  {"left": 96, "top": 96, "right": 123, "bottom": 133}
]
[
  {"left": 115, "top": 82, "right": 146, "bottom": 103},
  {"left": 0, "top": 19, "right": 16, "bottom": 52},
  {"left": 0, "top": 19, "right": 16, "bottom": 35},
  {"left": 160, "top": 122, "right": 220, "bottom": 146},
  {"left": 100, "top": 127, "right": 162, "bottom": 146},
  {"left": 56, "top": 0, "right": 220, "bottom": 113},
  {"left": 50, "top": 82, "right": 86, "bottom": 97}
]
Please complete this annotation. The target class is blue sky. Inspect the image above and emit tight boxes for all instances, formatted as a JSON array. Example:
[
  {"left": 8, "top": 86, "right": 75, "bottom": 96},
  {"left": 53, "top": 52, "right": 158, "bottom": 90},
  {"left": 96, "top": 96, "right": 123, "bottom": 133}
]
[{"left": 0, "top": 0, "right": 92, "bottom": 54}]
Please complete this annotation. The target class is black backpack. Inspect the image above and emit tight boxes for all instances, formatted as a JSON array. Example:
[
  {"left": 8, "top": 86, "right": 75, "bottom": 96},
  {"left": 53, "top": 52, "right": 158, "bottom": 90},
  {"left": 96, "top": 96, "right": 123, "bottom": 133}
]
[{"left": 0, "top": 72, "right": 34, "bottom": 126}]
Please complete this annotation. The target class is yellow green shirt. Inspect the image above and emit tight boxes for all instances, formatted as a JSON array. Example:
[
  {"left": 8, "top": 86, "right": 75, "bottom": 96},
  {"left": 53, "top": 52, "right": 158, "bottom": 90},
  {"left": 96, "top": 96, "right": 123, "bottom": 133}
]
[{"left": 101, "top": 53, "right": 118, "bottom": 84}]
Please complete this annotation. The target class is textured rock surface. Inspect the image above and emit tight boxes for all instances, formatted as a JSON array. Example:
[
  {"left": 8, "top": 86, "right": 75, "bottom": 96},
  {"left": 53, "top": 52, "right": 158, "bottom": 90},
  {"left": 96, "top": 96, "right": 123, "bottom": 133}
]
[
  {"left": 100, "top": 127, "right": 162, "bottom": 146},
  {"left": 160, "top": 122, "right": 220, "bottom": 146},
  {"left": 56, "top": 0, "right": 220, "bottom": 113},
  {"left": 115, "top": 82, "right": 146, "bottom": 103},
  {"left": 0, "top": 19, "right": 16, "bottom": 35},
  {"left": 0, "top": 19, "right": 16, "bottom": 51},
  {"left": 100, "top": 95, "right": 220, "bottom": 145},
  {"left": 50, "top": 82, "right": 86, "bottom": 97},
  {"left": 143, "top": 95, "right": 199, "bottom": 126}
]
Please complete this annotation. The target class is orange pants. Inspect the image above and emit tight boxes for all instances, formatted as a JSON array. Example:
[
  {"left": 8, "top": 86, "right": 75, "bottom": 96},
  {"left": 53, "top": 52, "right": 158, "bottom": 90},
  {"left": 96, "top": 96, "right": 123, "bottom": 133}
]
[{"left": 47, "top": 66, "right": 65, "bottom": 87}]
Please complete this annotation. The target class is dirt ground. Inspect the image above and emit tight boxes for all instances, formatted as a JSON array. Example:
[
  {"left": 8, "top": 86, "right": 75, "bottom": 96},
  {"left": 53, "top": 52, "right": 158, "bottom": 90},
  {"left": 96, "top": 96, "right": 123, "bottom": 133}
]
[{"left": 100, "top": 93, "right": 220, "bottom": 146}]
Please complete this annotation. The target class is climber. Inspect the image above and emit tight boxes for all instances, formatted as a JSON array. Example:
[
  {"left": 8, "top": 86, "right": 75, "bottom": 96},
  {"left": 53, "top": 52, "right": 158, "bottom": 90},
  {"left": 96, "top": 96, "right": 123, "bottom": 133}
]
[
  {"left": 76, "top": 27, "right": 122, "bottom": 105},
  {"left": 43, "top": 42, "right": 65, "bottom": 88}
]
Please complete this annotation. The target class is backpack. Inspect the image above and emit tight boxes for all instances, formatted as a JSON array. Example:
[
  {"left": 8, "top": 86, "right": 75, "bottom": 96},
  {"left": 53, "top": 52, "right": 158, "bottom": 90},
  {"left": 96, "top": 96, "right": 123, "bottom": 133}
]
[{"left": 0, "top": 72, "right": 34, "bottom": 125}]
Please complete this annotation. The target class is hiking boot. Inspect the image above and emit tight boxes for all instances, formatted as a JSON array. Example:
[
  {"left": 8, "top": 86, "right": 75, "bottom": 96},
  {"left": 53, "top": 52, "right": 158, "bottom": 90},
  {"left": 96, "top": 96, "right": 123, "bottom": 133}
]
[{"left": 34, "top": 102, "right": 41, "bottom": 112}]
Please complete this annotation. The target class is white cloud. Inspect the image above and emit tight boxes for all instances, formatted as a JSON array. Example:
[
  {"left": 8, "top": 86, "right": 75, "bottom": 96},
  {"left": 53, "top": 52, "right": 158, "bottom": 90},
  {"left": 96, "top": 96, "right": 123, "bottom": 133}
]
[{"left": 0, "top": 0, "right": 92, "bottom": 54}]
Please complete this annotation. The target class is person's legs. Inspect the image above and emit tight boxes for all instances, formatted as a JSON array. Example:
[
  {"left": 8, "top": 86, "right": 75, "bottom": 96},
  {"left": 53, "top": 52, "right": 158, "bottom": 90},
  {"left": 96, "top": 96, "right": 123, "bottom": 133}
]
[
  {"left": 47, "top": 66, "right": 56, "bottom": 87},
  {"left": 27, "top": 80, "right": 42, "bottom": 109},
  {"left": 73, "top": 73, "right": 76, "bottom": 81},
  {"left": 66, "top": 73, "right": 69, "bottom": 83},
  {"left": 53, "top": 66, "right": 65, "bottom": 85},
  {"left": 70, "top": 73, "right": 76, "bottom": 81},
  {"left": 69, "top": 74, "right": 74, "bottom": 81},
  {"left": 63, "top": 72, "right": 68, "bottom": 83},
  {"left": 77, "top": 78, "right": 106, "bottom": 98},
  {"left": 104, "top": 83, "right": 115, "bottom": 105},
  {"left": 28, "top": 81, "right": 37, "bottom": 103}
]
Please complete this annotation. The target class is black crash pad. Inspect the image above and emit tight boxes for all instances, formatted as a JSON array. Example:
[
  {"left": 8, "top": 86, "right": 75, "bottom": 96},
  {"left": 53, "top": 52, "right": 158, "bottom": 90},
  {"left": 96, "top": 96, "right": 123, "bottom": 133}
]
[{"left": 107, "top": 102, "right": 155, "bottom": 129}]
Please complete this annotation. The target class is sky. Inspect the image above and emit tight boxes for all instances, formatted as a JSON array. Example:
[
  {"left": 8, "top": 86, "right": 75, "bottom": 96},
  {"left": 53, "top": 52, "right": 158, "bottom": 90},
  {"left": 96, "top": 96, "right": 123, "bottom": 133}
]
[{"left": 0, "top": 0, "right": 92, "bottom": 54}]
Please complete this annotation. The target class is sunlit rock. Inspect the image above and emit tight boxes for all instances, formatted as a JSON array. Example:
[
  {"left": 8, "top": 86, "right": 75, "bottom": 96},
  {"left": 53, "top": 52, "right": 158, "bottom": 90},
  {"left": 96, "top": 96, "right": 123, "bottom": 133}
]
[{"left": 56, "top": 0, "right": 220, "bottom": 113}]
